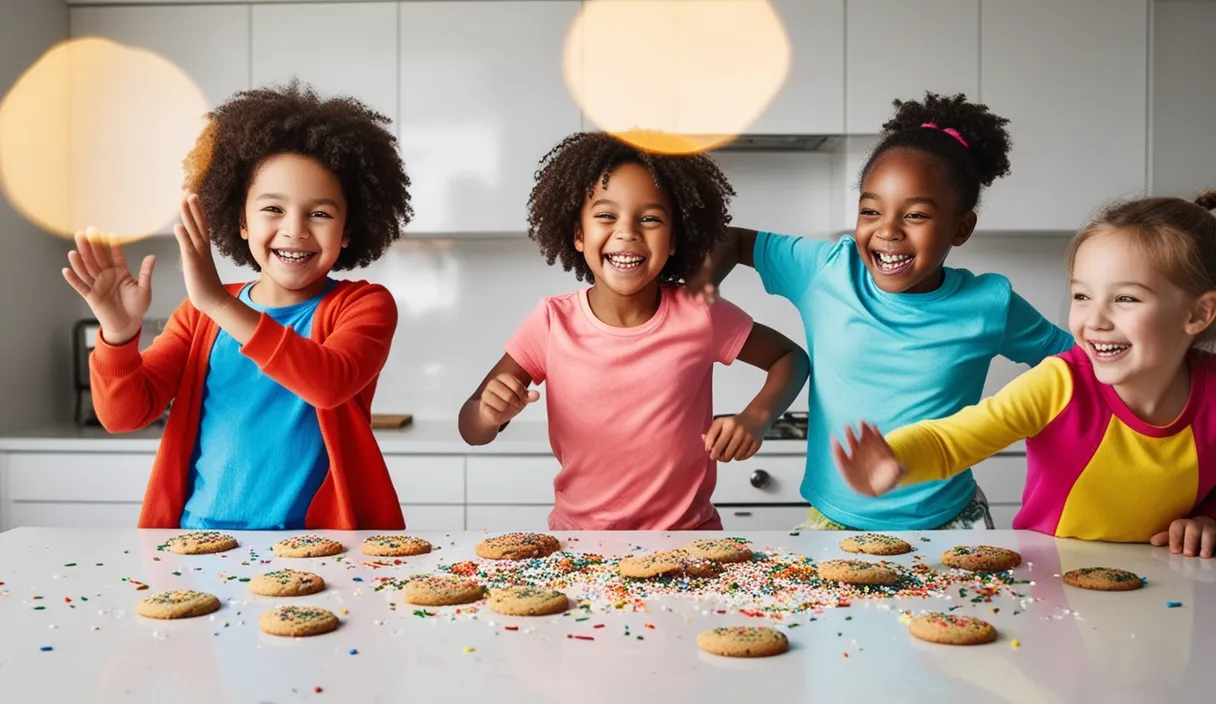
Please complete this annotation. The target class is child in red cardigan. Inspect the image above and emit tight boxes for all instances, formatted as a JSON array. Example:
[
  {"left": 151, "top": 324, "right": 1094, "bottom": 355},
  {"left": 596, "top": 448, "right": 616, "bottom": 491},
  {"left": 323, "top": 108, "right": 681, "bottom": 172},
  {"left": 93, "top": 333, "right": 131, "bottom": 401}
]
[{"left": 61, "top": 81, "right": 412, "bottom": 530}]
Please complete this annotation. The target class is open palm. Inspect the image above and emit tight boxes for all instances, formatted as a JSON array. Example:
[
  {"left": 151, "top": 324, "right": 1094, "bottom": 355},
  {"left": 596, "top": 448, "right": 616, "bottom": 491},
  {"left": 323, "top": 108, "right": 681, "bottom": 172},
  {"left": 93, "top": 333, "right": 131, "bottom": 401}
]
[
  {"left": 62, "top": 228, "right": 155, "bottom": 345},
  {"left": 831, "top": 422, "right": 904, "bottom": 497}
]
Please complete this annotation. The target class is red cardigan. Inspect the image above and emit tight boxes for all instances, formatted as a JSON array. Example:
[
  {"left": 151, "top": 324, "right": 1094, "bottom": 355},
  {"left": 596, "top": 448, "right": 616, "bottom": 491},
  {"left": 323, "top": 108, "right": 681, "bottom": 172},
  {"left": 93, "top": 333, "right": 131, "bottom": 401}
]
[{"left": 90, "top": 280, "right": 405, "bottom": 529}]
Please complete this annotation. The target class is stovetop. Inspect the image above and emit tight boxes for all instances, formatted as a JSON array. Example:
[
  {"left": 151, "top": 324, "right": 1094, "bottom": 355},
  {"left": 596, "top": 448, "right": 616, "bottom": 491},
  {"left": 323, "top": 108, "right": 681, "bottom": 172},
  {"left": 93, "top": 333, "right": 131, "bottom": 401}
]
[{"left": 713, "top": 412, "right": 807, "bottom": 440}]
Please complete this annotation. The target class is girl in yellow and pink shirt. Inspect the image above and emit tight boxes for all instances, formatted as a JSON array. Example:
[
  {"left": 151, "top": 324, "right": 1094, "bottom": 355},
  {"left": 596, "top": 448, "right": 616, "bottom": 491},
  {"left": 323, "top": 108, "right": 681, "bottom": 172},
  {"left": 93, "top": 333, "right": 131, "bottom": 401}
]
[{"left": 458, "top": 131, "right": 809, "bottom": 531}]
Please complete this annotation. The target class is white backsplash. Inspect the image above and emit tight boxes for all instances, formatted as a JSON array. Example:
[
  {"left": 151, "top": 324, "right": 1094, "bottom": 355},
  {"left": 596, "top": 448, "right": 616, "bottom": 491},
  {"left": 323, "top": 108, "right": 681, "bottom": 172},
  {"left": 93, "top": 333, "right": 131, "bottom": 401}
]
[{"left": 100, "top": 152, "right": 1074, "bottom": 421}]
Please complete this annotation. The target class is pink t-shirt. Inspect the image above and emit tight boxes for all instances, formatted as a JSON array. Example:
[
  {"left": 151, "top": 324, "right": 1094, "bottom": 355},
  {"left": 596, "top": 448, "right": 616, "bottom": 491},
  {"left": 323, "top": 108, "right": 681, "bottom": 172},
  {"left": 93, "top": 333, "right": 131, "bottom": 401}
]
[{"left": 505, "top": 285, "right": 754, "bottom": 530}]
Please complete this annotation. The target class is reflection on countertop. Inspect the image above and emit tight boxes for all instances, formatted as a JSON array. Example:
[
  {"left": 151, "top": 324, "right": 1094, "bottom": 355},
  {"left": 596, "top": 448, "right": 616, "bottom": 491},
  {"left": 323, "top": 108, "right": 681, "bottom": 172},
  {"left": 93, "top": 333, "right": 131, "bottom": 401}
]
[{"left": 0, "top": 421, "right": 813, "bottom": 456}]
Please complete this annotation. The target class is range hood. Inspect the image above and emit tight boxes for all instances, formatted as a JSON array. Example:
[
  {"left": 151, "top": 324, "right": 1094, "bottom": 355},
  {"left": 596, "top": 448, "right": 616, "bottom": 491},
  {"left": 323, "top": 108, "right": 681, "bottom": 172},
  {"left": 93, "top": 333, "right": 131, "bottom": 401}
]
[{"left": 711, "top": 134, "right": 843, "bottom": 153}]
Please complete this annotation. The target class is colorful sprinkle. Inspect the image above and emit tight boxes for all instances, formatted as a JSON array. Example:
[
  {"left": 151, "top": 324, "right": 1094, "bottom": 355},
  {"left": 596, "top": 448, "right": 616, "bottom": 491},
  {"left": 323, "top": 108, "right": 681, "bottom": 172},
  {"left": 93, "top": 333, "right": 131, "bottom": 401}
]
[
  {"left": 1011, "top": 639, "right": 1021, "bottom": 650},
  {"left": 1167, "top": 601, "right": 1183, "bottom": 608},
  {"left": 348, "top": 649, "right": 358, "bottom": 655},
  {"left": 39, "top": 646, "right": 53, "bottom": 652}
]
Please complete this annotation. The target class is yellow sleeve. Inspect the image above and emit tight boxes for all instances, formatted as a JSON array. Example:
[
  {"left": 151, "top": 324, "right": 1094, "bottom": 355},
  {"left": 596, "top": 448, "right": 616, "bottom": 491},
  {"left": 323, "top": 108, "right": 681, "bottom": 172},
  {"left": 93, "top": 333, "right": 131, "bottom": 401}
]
[{"left": 891, "top": 356, "right": 1074, "bottom": 485}]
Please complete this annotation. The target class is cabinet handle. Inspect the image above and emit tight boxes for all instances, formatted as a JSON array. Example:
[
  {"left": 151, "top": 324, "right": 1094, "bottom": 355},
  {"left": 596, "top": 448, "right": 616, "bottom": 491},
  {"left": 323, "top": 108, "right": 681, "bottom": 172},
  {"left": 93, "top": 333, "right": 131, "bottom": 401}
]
[
  {"left": 749, "top": 469, "right": 770, "bottom": 489},
  {"left": 733, "top": 511, "right": 753, "bottom": 517}
]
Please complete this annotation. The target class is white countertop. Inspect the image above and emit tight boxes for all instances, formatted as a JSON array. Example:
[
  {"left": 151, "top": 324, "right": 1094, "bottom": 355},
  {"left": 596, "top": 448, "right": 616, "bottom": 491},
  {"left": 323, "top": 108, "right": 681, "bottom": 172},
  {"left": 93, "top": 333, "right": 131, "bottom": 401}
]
[
  {"left": 0, "top": 421, "right": 810, "bottom": 455},
  {"left": 0, "top": 528, "right": 1208, "bottom": 703},
  {"left": 0, "top": 421, "right": 1024, "bottom": 455}
]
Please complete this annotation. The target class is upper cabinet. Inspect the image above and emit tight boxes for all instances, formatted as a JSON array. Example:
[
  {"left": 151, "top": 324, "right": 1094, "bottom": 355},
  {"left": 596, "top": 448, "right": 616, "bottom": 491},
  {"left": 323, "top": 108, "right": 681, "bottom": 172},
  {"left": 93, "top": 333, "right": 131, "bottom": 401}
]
[
  {"left": 251, "top": 2, "right": 398, "bottom": 130},
  {"left": 398, "top": 1, "right": 582, "bottom": 235},
  {"left": 845, "top": 0, "right": 979, "bottom": 133},
  {"left": 69, "top": 4, "right": 250, "bottom": 110},
  {"left": 1151, "top": 0, "right": 1216, "bottom": 198},
  {"left": 978, "top": 0, "right": 1148, "bottom": 231},
  {"left": 749, "top": 0, "right": 845, "bottom": 135}
]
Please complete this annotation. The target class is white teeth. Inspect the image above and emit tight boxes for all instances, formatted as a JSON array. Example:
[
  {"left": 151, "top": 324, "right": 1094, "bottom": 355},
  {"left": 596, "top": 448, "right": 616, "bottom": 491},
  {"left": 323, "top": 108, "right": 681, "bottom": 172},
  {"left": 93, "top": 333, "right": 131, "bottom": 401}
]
[
  {"left": 275, "top": 250, "right": 312, "bottom": 261},
  {"left": 1092, "top": 342, "right": 1130, "bottom": 356},
  {"left": 606, "top": 253, "right": 645, "bottom": 270},
  {"left": 877, "top": 252, "right": 912, "bottom": 263}
]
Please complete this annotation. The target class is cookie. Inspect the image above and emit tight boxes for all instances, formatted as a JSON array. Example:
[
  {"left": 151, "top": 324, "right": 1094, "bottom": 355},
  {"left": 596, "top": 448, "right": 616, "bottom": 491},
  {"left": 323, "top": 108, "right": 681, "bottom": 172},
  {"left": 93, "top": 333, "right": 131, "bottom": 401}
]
[
  {"left": 272, "top": 535, "right": 344, "bottom": 558},
  {"left": 403, "top": 574, "right": 485, "bottom": 606},
  {"left": 840, "top": 533, "right": 912, "bottom": 556},
  {"left": 136, "top": 590, "right": 221, "bottom": 619},
  {"left": 475, "top": 533, "right": 561, "bottom": 560},
  {"left": 1062, "top": 567, "right": 1143, "bottom": 591},
  {"left": 816, "top": 558, "right": 898, "bottom": 586},
  {"left": 487, "top": 586, "right": 569, "bottom": 616},
  {"left": 259, "top": 605, "right": 339, "bottom": 637},
  {"left": 680, "top": 538, "right": 753, "bottom": 563},
  {"left": 249, "top": 569, "right": 326, "bottom": 597},
  {"left": 616, "top": 551, "right": 720, "bottom": 579},
  {"left": 361, "top": 535, "right": 433, "bottom": 557},
  {"left": 165, "top": 531, "right": 237, "bottom": 555},
  {"left": 941, "top": 545, "right": 1022, "bottom": 572},
  {"left": 696, "top": 626, "right": 789, "bottom": 658},
  {"left": 909, "top": 612, "right": 998, "bottom": 645}
]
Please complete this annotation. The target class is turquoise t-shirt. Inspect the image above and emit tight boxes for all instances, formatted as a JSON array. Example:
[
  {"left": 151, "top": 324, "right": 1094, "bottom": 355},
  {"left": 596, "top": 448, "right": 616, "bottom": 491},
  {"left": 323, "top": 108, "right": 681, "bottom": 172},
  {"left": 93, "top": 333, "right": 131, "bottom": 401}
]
[
  {"left": 754, "top": 233, "right": 1074, "bottom": 529},
  {"left": 180, "top": 280, "right": 336, "bottom": 530}
]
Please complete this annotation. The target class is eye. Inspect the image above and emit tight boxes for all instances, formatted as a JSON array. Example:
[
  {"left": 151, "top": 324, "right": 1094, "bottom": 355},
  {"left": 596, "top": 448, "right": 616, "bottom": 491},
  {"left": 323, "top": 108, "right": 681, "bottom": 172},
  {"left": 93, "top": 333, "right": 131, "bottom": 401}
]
[
  {"left": 1115, "top": 295, "right": 1139, "bottom": 303},
  {"left": 310, "top": 211, "right": 333, "bottom": 219},
  {"left": 594, "top": 212, "right": 616, "bottom": 221},
  {"left": 641, "top": 215, "right": 663, "bottom": 224},
  {"left": 859, "top": 208, "right": 879, "bottom": 216},
  {"left": 905, "top": 212, "right": 931, "bottom": 220},
  {"left": 1071, "top": 293, "right": 1090, "bottom": 301},
  {"left": 261, "top": 206, "right": 283, "bottom": 214}
]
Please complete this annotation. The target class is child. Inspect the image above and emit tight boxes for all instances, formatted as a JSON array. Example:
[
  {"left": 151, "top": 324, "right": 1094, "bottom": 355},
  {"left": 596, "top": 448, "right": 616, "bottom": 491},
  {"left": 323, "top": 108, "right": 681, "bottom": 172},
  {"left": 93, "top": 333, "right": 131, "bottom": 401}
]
[
  {"left": 458, "top": 131, "right": 809, "bottom": 530},
  {"left": 61, "top": 81, "right": 413, "bottom": 530},
  {"left": 689, "top": 93, "right": 1074, "bottom": 531},
  {"left": 834, "top": 192, "right": 1216, "bottom": 557}
]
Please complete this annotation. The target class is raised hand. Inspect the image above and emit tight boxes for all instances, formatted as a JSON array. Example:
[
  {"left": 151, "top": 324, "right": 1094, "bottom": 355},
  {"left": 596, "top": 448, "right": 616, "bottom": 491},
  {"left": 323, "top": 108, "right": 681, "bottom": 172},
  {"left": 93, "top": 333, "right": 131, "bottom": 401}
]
[
  {"left": 173, "top": 193, "right": 229, "bottom": 315},
  {"left": 478, "top": 373, "right": 540, "bottom": 426},
  {"left": 831, "top": 422, "right": 905, "bottom": 497},
  {"left": 62, "top": 227, "right": 155, "bottom": 345}
]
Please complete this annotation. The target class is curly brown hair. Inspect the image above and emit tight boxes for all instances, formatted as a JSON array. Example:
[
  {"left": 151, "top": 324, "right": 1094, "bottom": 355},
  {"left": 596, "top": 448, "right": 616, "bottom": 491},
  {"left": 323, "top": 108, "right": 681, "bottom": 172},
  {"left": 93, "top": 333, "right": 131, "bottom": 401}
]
[
  {"left": 526, "top": 131, "right": 735, "bottom": 284},
  {"left": 862, "top": 92, "right": 1012, "bottom": 213},
  {"left": 183, "top": 80, "right": 412, "bottom": 271}
]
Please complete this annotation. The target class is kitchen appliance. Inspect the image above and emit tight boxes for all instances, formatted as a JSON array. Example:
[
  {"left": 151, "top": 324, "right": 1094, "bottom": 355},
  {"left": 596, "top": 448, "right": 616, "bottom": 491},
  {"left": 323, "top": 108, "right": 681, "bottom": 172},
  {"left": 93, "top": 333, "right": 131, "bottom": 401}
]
[
  {"left": 73, "top": 319, "right": 168, "bottom": 426},
  {"left": 713, "top": 411, "right": 808, "bottom": 441}
]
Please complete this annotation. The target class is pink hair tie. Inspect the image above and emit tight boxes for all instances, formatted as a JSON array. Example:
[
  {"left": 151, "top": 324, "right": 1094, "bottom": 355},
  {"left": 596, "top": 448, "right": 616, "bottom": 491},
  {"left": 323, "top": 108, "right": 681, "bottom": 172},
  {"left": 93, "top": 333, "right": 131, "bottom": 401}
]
[{"left": 921, "top": 122, "right": 970, "bottom": 149}]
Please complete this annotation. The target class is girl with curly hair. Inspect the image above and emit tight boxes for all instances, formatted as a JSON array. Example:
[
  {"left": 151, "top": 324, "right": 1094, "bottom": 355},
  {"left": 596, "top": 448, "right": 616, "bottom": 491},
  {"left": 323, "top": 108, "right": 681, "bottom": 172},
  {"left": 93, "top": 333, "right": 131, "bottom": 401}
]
[
  {"left": 690, "top": 92, "right": 1075, "bottom": 533},
  {"left": 62, "top": 81, "right": 412, "bottom": 530},
  {"left": 458, "top": 131, "right": 809, "bottom": 531}
]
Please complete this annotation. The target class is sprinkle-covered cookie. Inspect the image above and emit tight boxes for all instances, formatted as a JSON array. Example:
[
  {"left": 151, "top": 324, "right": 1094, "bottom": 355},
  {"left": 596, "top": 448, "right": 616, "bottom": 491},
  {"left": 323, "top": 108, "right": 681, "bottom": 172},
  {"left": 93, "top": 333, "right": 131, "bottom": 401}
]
[
  {"left": 816, "top": 558, "right": 898, "bottom": 586},
  {"left": 475, "top": 533, "right": 561, "bottom": 560},
  {"left": 680, "top": 538, "right": 753, "bottom": 563},
  {"left": 249, "top": 569, "right": 326, "bottom": 597},
  {"left": 165, "top": 531, "right": 237, "bottom": 555},
  {"left": 1063, "top": 567, "right": 1143, "bottom": 591},
  {"left": 488, "top": 586, "right": 569, "bottom": 616},
  {"left": 361, "top": 535, "right": 433, "bottom": 557},
  {"left": 136, "top": 590, "right": 221, "bottom": 619},
  {"left": 616, "top": 551, "right": 720, "bottom": 579},
  {"left": 403, "top": 574, "right": 485, "bottom": 606},
  {"left": 259, "top": 605, "right": 339, "bottom": 637},
  {"left": 272, "top": 535, "right": 345, "bottom": 558},
  {"left": 909, "top": 612, "right": 998, "bottom": 645},
  {"left": 941, "top": 545, "right": 1022, "bottom": 572},
  {"left": 696, "top": 626, "right": 789, "bottom": 657},
  {"left": 839, "top": 533, "right": 912, "bottom": 556}
]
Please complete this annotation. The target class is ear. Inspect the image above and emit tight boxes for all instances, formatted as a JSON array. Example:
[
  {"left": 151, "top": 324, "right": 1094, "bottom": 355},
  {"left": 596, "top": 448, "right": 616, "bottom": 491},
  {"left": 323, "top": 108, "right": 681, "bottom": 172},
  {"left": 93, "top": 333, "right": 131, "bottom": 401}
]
[
  {"left": 573, "top": 225, "right": 584, "bottom": 253},
  {"left": 1185, "top": 291, "right": 1216, "bottom": 337},
  {"left": 951, "top": 211, "right": 977, "bottom": 247},
  {"left": 239, "top": 218, "right": 249, "bottom": 242},
  {"left": 342, "top": 228, "right": 350, "bottom": 249}
]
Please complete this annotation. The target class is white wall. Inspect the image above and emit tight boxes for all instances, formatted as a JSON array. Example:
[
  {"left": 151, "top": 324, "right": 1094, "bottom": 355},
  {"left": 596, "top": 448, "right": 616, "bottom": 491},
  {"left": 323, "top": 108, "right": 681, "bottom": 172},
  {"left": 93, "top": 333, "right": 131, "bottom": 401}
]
[
  {"left": 114, "top": 151, "right": 1074, "bottom": 422},
  {"left": 0, "top": 0, "right": 74, "bottom": 432}
]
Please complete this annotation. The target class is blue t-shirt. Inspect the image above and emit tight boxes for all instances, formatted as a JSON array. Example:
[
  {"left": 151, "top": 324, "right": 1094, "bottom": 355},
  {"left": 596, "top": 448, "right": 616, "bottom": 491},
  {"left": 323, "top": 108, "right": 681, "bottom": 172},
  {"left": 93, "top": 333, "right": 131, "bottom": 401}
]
[
  {"left": 754, "top": 233, "right": 1074, "bottom": 529},
  {"left": 180, "top": 280, "right": 336, "bottom": 530}
]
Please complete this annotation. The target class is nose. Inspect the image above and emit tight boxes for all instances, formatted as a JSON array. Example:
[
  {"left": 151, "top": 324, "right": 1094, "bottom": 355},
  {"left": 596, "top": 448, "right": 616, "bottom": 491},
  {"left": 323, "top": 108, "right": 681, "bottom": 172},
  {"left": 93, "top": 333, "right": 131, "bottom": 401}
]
[
  {"left": 613, "top": 220, "right": 642, "bottom": 241},
  {"left": 1085, "top": 302, "right": 1114, "bottom": 330},
  {"left": 278, "top": 213, "right": 311, "bottom": 240},
  {"left": 873, "top": 214, "right": 904, "bottom": 242}
]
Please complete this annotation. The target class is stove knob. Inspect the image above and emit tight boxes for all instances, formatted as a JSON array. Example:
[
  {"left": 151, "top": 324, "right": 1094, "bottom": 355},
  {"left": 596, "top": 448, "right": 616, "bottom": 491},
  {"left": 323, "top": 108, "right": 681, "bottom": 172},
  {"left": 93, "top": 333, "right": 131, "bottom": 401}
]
[{"left": 750, "top": 469, "right": 770, "bottom": 489}]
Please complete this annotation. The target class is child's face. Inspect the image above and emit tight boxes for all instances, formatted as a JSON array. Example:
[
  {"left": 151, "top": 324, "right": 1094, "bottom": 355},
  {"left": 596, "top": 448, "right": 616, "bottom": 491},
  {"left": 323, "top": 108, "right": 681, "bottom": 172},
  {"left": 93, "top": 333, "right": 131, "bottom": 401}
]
[
  {"left": 853, "top": 149, "right": 976, "bottom": 294},
  {"left": 574, "top": 161, "right": 674, "bottom": 296},
  {"left": 1068, "top": 229, "right": 1205, "bottom": 387},
  {"left": 241, "top": 153, "right": 348, "bottom": 295}
]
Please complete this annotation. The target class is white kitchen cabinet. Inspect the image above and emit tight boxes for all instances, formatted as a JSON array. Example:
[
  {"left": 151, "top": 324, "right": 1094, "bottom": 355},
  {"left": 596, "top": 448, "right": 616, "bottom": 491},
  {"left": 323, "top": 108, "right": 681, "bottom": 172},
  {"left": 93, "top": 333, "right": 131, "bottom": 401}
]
[
  {"left": 466, "top": 455, "right": 560, "bottom": 505},
  {"left": 1151, "top": 0, "right": 1216, "bottom": 197},
  {"left": 69, "top": 4, "right": 251, "bottom": 110},
  {"left": 398, "top": 0, "right": 582, "bottom": 235},
  {"left": 969, "top": 454, "right": 1027, "bottom": 506},
  {"left": 720, "top": 506, "right": 810, "bottom": 531},
  {"left": 979, "top": 0, "right": 1148, "bottom": 231},
  {"left": 713, "top": 455, "right": 805, "bottom": 504},
  {"left": 466, "top": 505, "right": 553, "bottom": 532},
  {"left": 749, "top": 0, "right": 846, "bottom": 134},
  {"left": 400, "top": 504, "right": 464, "bottom": 532},
  {"left": 384, "top": 455, "right": 464, "bottom": 504},
  {"left": 6, "top": 503, "right": 142, "bottom": 530},
  {"left": 988, "top": 504, "right": 1018, "bottom": 530},
  {"left": 251, "top": 2, "right": 398, "bottom": 128},
  {"left": 845, "top": 0, "right": 979, "bottom": 133}
]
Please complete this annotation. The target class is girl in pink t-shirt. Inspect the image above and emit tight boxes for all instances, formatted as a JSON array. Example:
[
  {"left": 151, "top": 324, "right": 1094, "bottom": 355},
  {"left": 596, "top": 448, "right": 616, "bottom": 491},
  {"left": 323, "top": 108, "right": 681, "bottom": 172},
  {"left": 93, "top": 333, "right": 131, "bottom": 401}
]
[{"left": 458, "top": 131, "right": 810, "bottom": 530}]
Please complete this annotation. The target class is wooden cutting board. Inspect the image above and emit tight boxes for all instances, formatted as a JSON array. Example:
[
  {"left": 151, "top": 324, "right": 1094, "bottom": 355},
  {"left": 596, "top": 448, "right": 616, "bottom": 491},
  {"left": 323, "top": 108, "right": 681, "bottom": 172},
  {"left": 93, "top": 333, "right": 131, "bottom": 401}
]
[{"left": 370, "top": 413, "right": 413, "bottom": 429}]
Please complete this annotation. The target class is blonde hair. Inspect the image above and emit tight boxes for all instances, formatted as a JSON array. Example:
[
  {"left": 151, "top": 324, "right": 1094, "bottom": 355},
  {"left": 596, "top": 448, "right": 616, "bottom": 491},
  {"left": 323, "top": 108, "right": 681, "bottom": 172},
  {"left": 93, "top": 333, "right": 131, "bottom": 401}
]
[{"left": 1066, "top": 190, "right": 1216, "bottom": 347}]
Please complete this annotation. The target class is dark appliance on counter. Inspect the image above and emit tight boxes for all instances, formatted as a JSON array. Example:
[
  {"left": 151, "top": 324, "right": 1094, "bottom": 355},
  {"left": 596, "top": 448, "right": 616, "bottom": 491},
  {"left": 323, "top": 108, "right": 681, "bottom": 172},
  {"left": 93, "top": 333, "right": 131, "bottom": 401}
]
[{"left": 73, "top": 318, "right": 169, "bottom": 426}]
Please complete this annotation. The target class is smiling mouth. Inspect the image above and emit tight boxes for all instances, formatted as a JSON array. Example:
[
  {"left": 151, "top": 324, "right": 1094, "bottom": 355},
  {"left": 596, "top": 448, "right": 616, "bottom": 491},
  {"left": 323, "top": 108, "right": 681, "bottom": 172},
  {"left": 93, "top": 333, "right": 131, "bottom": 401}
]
[
  {"left": 605, "top": 252, "right": 646, "bottom": 273},
  {"left": 1089, "top": 341, "right": 1131, "bottom": 361},
  {"left": 273, "top": 249, "right": 317, "bottom": 267},
  {"left": 872, "top": 251, "right": 915, "bottom": 275}
]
